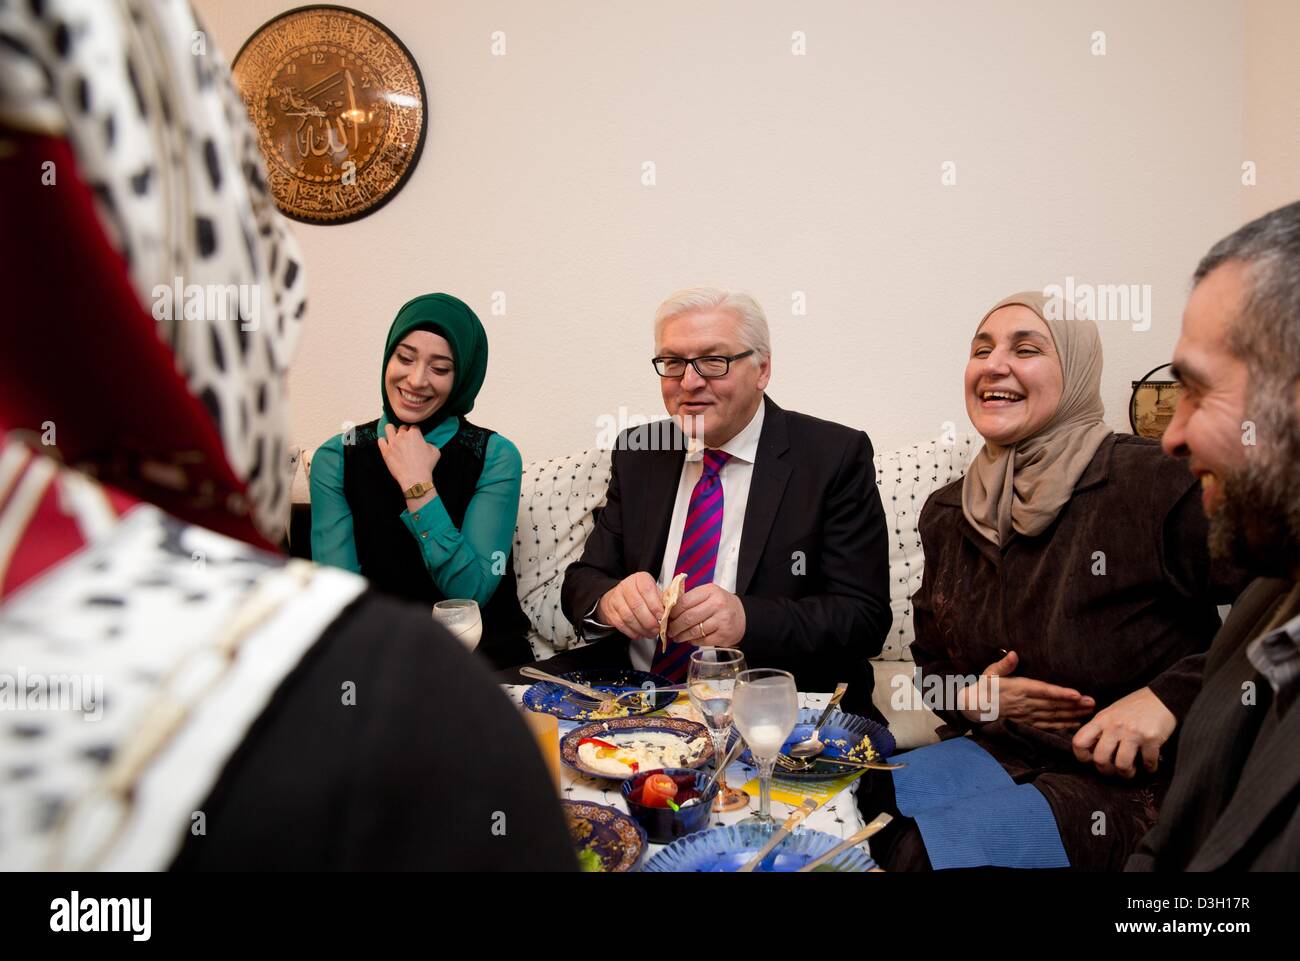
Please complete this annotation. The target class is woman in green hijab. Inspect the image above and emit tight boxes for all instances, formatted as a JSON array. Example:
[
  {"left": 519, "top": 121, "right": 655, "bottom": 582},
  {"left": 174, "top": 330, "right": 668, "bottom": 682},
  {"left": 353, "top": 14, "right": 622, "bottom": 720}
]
[{"left": 311, "top": 293, "right": 530, "bottom": 668}]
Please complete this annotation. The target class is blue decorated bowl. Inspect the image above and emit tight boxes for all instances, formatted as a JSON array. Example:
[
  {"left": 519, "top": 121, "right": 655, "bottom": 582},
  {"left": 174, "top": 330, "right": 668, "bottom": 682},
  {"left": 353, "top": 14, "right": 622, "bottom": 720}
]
[
  {"left": 736, "top": 707, "right": 897, "bottom": 781},
  {"left": 521, "top": 668, "right": 675, "bottom": 721},
  {"left": 643, "top": 822, "right": 877, "bottom": 872},
  {"left": 620, "top": 768, "right": 719, "bottom": 844}
]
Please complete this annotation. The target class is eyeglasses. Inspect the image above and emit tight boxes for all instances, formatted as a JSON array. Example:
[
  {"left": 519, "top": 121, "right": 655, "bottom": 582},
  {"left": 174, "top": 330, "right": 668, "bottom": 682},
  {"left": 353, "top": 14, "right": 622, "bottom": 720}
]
[{"left": 652, "top": 350, "right": 754, "bottom": 379}]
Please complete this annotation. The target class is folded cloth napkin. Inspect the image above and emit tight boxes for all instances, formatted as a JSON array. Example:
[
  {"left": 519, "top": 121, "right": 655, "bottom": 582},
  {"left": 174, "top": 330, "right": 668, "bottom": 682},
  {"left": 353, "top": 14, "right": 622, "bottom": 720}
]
[{"left": 891, "top": 736, "right": 1070, "bottom": 869}]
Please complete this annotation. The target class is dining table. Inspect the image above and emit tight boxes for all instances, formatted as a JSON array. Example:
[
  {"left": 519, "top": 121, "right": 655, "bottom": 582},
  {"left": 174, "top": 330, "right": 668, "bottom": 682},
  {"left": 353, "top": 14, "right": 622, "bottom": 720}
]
[{"left": 504, "top": 685, "right": 878, "bottom": 866}]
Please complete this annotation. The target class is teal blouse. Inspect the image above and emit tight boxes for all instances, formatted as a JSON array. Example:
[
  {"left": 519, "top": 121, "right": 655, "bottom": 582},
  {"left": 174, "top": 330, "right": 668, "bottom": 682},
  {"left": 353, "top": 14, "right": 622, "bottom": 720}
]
[{"left": 309, "top": 415, "right": 523, "bottom": 606}]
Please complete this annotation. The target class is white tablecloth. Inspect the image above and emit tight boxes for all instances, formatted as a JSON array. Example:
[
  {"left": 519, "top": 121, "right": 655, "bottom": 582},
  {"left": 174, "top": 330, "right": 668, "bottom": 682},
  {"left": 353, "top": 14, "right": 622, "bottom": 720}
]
[{"left": 506, "top": 686, "right": 869, "bottom": 862}]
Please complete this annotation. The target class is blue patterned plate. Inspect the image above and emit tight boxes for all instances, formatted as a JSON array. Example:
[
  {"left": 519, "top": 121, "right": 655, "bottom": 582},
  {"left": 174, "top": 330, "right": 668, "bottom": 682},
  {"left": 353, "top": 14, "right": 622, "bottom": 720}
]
[
  {"left": 522, "top": 668, "right": 675, "bottom": 721},
  {"left": 737, "top": 708, "right": 896, "bottom": 781},
  {"left": 563, "top": 800, "right": 647, "bottom": 873},
  {"left": 561, "top": 716, "right": 714, "bottom": 781},
  {"left": 643, "top": 822, "right": 877, "bottom": 872}
]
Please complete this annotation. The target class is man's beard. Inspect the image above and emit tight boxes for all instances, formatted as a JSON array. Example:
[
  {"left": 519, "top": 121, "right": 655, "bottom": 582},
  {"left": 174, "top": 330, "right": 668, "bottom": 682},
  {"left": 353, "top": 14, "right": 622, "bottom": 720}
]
[{"left": 1209, "top": 410, "right": 1300, "bottom": 577}]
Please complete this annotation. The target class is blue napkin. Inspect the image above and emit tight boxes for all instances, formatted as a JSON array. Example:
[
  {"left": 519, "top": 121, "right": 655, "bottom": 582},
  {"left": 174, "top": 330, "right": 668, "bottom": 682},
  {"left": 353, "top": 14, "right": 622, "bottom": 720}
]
[
  {"left": 890, "top": 737, "right": 1070, "bottom": 869},
  {"left": 892, "top": 736, "right": 1012, "bottom": 815}
]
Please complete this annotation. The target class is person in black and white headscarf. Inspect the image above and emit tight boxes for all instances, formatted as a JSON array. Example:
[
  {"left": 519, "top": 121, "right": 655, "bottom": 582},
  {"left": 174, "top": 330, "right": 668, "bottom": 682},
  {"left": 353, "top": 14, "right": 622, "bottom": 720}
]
[{"left": 0, "top": 0, "right": 574, "bottom": 871}]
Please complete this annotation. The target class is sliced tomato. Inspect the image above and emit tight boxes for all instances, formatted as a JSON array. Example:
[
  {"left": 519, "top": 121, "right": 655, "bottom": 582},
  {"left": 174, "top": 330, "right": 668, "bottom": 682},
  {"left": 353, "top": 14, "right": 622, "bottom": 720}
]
[
  {"left": 641, "top": 773, "right": 678, "bottom": 808},
  {"left": 577, "top": 737, "right": 619, "bottom": 751}
]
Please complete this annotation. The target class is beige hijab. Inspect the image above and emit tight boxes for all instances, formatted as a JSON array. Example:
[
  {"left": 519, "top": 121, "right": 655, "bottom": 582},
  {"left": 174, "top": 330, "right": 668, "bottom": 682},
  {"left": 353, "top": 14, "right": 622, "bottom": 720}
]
[{"left": 961, "top": 291, "right": 1112, "bottom": 545}]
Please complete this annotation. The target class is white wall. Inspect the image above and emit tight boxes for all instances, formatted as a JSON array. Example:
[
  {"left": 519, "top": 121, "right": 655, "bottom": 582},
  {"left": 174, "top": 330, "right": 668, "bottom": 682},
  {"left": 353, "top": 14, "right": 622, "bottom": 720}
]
[
  {"left": 1244, "top": 0, "right": 1300, "bottom": 221},
  {"left": 193, "top": 0, "right": 1275, "bottom": 467}
]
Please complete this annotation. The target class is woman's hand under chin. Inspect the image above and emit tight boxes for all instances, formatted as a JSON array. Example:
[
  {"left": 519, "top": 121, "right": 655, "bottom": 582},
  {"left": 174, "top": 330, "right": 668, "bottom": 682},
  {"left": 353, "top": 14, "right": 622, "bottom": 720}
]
[{"left": 378, "top": 422, "right": 441, "bottom": 496}]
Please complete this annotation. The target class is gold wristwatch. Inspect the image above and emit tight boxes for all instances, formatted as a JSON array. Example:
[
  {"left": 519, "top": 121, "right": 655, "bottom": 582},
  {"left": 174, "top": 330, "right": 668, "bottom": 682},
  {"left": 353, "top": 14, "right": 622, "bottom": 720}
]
[{"left": 402, "top": 480, "right": 434, "bottom": 499}]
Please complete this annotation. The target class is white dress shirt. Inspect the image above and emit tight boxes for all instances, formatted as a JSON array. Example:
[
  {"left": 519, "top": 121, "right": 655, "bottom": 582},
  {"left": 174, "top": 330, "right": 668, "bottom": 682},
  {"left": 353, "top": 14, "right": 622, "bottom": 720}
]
[
  {"left": 623, "top": 402, "right": 767, "bottom": 671},
  {"left": 584, "top": 402, "right": 766, "bottom": 669}
]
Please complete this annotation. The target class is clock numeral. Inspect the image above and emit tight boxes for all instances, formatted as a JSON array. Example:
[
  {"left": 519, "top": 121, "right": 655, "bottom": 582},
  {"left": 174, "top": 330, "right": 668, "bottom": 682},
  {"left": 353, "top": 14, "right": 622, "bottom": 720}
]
[{"left": 311, "top": 52, "right": 326, "bottom": 65}]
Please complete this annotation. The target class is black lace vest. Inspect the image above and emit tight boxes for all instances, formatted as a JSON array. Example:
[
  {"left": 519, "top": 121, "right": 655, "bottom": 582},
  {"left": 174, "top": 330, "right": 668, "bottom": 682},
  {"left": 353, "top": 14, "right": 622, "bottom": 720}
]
[{"left": 341, "top": 418, "right": 530, "bottom": 669}]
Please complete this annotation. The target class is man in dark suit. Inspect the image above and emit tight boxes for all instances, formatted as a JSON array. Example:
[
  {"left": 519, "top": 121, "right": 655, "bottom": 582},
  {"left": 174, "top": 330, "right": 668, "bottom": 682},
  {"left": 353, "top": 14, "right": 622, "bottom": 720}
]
[
  {"left": 1127, "top": 201, "right": 1300, "bottom": 871},
  {"left": 559, "top": 287, "right": 891, "bottom": 719}
]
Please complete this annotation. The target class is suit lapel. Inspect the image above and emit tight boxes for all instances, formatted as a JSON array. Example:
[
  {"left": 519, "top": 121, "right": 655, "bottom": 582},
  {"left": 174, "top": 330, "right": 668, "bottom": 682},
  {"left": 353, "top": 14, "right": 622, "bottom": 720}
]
[
  {"left": 736, "top": 397, "right": 791, "bottom": 595},
  {"left": 1192, "top": 689, "right": 1300, "bottom": 870},
  {"left": 628, "top": 429, "right": 686, "bottom": 578},
  {"left": 1183, "top": 580, "right": 1299, "bottom": 869}
]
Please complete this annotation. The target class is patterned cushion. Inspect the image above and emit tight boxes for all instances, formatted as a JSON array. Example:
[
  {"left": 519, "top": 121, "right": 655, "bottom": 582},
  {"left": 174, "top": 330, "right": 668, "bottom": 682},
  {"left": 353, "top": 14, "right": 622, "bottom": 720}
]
[
  {"left": 873, "top": 434, "right": 977, "bottom": 659},
  {"left": 513, "top": 447, "right": 611, "bottom": 660}
]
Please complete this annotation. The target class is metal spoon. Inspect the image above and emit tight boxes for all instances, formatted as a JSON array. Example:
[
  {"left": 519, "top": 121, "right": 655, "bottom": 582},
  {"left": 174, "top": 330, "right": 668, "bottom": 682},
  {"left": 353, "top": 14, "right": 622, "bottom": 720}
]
[
  {"left": 795, "top": 812, "right": 894, "bottom": 872},
  {"left": 786, "top": 682, "right": 848, "bottom": 759}
]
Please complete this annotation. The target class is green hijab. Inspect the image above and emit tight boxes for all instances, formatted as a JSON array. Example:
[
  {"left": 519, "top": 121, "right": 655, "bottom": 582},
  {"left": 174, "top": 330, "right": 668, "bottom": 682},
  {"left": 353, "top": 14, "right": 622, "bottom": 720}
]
[{"left": 380, "top": 293, "right": 489, "bottom": 433}]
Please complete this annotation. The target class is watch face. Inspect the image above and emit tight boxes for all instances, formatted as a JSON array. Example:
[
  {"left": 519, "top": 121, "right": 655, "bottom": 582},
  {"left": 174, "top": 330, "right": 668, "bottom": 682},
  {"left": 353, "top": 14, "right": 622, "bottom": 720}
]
[{"left": 232, "top": 6, "right": 427, "bottom": 224}]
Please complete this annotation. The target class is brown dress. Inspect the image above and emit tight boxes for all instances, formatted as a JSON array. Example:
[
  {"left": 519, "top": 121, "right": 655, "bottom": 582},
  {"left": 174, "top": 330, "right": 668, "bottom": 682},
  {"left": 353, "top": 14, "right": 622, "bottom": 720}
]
[{"left": 863, "top": 434, "right": 1246, "bottom": 870}]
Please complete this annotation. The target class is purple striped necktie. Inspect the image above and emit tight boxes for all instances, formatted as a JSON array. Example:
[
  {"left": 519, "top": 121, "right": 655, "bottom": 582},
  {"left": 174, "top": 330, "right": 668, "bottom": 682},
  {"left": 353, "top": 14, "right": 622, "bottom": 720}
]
[{"left": 652, "top": 449, "right": 731, "bottom": 682}]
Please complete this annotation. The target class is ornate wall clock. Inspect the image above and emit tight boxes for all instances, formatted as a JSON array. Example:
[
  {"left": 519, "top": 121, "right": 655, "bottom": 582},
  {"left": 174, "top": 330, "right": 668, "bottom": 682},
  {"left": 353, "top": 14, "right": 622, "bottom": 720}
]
[
  {"left": 232, "top": 5, "right": 427, "bottom": 225},
  {"left": 1129, "top": 363, "right": 1182, "bottom": 440}
]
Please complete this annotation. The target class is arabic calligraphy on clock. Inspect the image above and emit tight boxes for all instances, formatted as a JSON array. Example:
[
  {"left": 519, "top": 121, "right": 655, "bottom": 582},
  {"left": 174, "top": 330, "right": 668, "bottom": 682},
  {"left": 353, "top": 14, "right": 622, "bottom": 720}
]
[{"left": 233, "top": 8, "right": 425, "bottom": 223}]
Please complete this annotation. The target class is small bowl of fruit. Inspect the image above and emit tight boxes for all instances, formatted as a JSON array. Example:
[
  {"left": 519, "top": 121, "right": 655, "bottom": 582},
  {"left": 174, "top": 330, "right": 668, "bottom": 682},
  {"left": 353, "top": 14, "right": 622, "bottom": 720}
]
[{"left": 621, "top": 768, "right": 718, "bottom": 844}]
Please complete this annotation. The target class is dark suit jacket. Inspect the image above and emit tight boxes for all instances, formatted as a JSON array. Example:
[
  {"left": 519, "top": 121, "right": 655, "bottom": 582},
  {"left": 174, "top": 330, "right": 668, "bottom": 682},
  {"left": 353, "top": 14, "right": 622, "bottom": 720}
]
[
  {"left": 560, "top": 395, "right": 891, "bottom": 719},
  {"left": 1127, "top": 577, "right": 1300, "bottom": 871}
]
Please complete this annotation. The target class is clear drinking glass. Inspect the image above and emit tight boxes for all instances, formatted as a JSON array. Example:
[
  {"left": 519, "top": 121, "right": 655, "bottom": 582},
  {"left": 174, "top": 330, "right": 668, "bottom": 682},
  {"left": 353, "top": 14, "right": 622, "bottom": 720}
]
[
  {"left": 687, "top": 647, "right": 749, "bottom": 812},
  {"left": 732, "top": 668, "right": 798, "bottom": 824},
  {"left": 432, "top": 599, "right": 482, "bottom": 652}
]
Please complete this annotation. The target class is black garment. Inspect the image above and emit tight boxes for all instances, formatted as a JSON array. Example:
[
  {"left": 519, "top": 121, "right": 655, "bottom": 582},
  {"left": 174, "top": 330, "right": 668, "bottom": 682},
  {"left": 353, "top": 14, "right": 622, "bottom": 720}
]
[
  {"left": 172, "top": 590, "right": 577, "bottom": 871},
  {"left": 905, "top": 435, "right": 1243, "bottom": 870},
  {"left": 1128, "top": 578, "right": 1300, "bottom": 871},
  {"left": 342, "top": 417, "right": 531, "bottom": 669},
  {"left": 497, "top": 635, "right": 634, "bottom": 685},
  {"left": 559, "top": 396, "right": 891, "bottom": 720}
]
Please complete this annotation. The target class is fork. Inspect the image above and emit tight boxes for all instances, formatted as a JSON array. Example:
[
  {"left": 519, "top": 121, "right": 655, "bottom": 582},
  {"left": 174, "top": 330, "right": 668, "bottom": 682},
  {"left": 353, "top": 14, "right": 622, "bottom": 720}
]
[
  {"left": 737, "top": 797, "right": 820, "bottom": 872},
  {"left": 777, "top": 751, "right": 905, "bottom": 772}
]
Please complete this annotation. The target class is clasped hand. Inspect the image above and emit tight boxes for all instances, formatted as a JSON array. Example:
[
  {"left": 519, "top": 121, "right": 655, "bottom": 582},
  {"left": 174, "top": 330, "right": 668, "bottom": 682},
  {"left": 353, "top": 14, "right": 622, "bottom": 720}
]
[{"left": 959, "top": 651, "right": 1175, "bottom": 778}]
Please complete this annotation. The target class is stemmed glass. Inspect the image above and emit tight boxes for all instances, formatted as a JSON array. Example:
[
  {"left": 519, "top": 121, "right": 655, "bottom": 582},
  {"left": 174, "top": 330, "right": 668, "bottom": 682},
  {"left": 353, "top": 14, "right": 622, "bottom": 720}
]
[
  {"left": 687, "top": 647, "right": 750, "bottom": 812},
  {"left": 433, "top": 599, "right": 482, "bottom": 652},
  {"left": 732, "top": 668, "right": 798, "bottom": 824}
]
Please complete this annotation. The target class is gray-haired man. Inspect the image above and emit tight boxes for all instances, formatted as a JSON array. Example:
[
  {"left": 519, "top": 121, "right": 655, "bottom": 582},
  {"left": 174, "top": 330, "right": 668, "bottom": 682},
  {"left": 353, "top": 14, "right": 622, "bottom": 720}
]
[{"left": 559, "top": 287, "right": 892, "bottom": 719}]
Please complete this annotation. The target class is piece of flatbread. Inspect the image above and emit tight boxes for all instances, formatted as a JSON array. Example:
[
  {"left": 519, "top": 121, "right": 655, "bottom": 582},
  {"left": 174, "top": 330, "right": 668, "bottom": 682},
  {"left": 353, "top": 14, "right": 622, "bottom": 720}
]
[{"left": 658, "top": 572, "right": 687, "bottom": 652}]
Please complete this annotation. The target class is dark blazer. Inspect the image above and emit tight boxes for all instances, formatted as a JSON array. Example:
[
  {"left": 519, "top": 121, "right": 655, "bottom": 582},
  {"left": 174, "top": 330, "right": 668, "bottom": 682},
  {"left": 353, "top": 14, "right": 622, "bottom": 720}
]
[
  {"left": 1127, "top": 577, "right": 1300, "bottom": 871},
  {"left": 560, "top": 395, "right": 891, "bottom": 718}
]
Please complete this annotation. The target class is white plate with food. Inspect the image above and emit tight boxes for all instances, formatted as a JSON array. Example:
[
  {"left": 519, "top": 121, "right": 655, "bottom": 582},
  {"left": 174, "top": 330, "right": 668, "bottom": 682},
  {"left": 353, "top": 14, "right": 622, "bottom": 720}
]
[{"left": 560, "top": 716, "right": 714, "bottom": 781}]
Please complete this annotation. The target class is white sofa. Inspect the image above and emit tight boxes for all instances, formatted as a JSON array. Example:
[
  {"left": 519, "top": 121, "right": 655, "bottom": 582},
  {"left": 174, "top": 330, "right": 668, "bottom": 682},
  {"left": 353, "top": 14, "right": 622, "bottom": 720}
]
[
  {"left": 296, "top": 430, "right": 976, "bottom": 749},
  {"left": 511, "top": 432, "right": 979, "bottom": 750}
]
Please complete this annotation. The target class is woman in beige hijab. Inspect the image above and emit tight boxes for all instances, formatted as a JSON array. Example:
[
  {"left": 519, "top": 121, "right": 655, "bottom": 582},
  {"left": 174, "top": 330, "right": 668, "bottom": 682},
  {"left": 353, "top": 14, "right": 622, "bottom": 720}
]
[
  {"left": 960, "top": 292, "right": 1113, "bottom": 547},
  {"left": 859, "top": 291, "right": 1244, "bottom": 871}
]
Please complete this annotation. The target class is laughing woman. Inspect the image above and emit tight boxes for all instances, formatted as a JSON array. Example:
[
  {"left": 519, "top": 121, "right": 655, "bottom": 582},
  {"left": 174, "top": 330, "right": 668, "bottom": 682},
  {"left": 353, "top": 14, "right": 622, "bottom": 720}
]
[
  {"left": 858, "top": 291, "right": 1245, "bottom": 872},
  {"left": 310, "top": 293, "right": 531, "bottom": 668}
]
